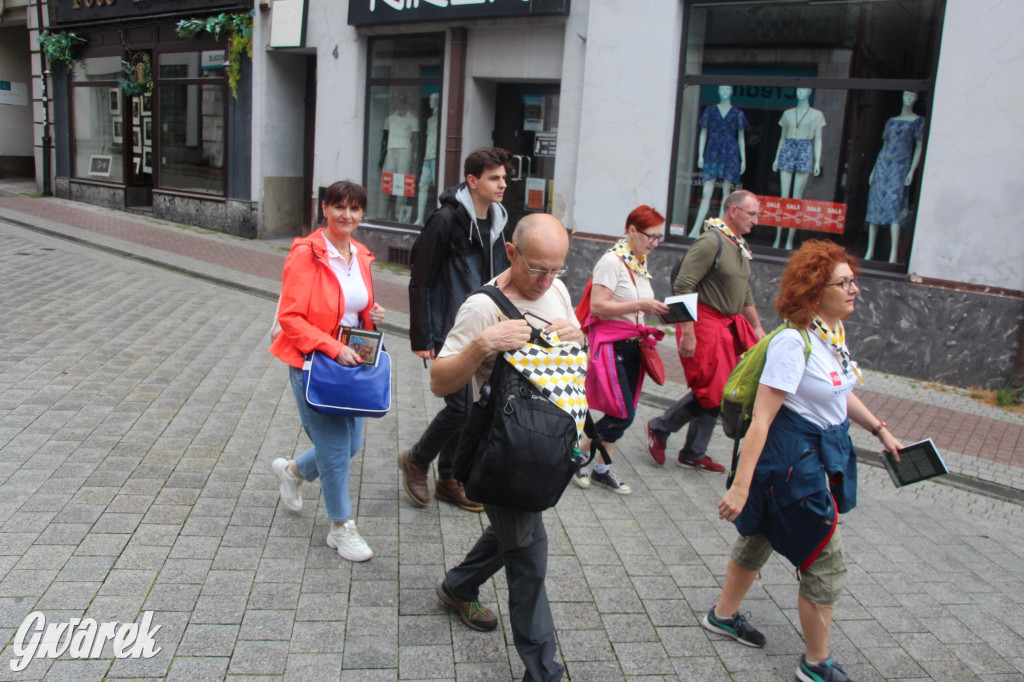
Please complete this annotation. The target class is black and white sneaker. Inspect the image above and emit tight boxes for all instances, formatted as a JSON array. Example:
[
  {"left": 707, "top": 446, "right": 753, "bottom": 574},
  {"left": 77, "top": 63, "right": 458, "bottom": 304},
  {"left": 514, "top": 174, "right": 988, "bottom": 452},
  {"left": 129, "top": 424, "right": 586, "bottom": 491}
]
[
  {"left": 701, "top": 607, "right": 766, "bottom": 648},
  {"left": 572, "top": 467, "right": 591, "bottom": 489},
  {"left": 590, "top": 469, "right": 632, "bottom": 495}
]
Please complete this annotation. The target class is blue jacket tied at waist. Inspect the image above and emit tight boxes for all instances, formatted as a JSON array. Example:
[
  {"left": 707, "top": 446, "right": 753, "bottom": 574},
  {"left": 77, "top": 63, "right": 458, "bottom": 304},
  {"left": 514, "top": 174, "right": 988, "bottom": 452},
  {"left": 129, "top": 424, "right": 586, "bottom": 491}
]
[{"left": 734, "top": 406, "right": 857, "bottom": 572}]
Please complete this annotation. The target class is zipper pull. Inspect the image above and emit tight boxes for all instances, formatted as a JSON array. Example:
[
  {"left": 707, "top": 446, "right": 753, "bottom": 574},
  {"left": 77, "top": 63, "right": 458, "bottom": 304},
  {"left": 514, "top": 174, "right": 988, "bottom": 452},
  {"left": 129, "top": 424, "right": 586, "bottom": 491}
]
[{"left": 503, "top": 394, "right": 515, "bottom": 414}]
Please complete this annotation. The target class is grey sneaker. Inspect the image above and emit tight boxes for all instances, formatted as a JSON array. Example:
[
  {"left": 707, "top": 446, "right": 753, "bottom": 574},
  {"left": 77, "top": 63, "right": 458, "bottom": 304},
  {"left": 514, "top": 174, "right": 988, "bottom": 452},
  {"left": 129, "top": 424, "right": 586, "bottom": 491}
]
[
  {"left": 326, "top": 520, "right": 373, "bottom": 562},
  {"left": 590, "top": 469, "right": 632, "bottom": 495},
  {"left": 272, "top": 458, "right": 303, "bottom": 512},
  {"left": 572, "top": 466, "right": 591, "bottom": 489},
  {"left": 701, "top": 608, "right": 766, "bottom": 648}
]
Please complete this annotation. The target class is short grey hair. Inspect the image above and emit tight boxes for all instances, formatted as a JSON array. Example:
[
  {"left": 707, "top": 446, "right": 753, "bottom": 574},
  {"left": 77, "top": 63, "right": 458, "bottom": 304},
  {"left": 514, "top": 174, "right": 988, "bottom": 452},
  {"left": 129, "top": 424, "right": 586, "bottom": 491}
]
[{"left": 722, "top": 189, "right": 757, "bottom": 213}]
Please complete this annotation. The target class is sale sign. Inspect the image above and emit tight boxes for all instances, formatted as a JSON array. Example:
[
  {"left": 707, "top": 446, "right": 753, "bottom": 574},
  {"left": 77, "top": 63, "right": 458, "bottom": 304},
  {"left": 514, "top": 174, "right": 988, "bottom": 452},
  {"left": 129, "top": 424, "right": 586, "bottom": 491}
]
[
  {"left": 381, "top": 173, "right": 416, "bottom": 197},
  {"left": 757, "top": 196, "right": 846, "bottom": 234}
]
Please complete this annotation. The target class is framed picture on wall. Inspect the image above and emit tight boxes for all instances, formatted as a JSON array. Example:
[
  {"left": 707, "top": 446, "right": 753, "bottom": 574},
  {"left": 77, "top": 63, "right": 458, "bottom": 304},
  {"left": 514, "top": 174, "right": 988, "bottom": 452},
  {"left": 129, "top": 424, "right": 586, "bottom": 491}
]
[
  {"left": 132, "top": 128, "right": 141, "bottom": 153},
  {"left": 112, "top": 119, "right": 123, "bottom": 145},
  {"left": 142, "top": 148, "right": 153, "bottom": 174},
  {"left": 142, "top": 117, "right": 152, "bottom": 146},
  {"left": 88, "top": 155, "right": 112, "bottom": 177},
  {"left": 109, "top": 88, "right": 121, "bottom": 115},
  {"left": 132, "top": 99, "right": 140, "bottom": 124},
  {"left": 142, "top": 93, "right": 153, "bottom": 114}
]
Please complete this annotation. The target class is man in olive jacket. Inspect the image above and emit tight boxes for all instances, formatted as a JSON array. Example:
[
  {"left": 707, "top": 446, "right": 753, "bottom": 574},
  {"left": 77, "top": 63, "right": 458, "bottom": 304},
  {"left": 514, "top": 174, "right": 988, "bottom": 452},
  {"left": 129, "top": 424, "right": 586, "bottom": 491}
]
[{"left": 400, "top": 147, "right": 512, "bottom": 511}]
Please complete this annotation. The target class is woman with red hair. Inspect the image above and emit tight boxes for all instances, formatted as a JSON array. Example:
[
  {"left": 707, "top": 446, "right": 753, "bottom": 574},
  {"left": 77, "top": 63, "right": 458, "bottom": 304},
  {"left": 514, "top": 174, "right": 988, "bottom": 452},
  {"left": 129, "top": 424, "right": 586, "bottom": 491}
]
[
  {"left": 575, "top": 205, "right": 670, "bottom": 494},
  {"left": 701, "top": 240, "right": 902, "bottom": 682}
]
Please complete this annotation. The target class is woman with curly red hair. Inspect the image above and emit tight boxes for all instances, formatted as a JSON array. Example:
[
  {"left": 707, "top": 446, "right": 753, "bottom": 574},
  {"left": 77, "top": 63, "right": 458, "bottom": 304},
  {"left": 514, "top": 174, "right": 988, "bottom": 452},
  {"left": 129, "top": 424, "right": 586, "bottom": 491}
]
[{"left": 701, "top": 240, "right": 903, "bottom": 682}]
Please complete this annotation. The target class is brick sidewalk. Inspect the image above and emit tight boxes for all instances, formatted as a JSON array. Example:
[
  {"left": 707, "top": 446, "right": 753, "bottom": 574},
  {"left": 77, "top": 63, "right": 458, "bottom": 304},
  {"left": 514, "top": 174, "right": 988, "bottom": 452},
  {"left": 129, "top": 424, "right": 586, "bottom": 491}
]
[{"left": 2, "top": 194, "right": 1021, "bottom": 483}]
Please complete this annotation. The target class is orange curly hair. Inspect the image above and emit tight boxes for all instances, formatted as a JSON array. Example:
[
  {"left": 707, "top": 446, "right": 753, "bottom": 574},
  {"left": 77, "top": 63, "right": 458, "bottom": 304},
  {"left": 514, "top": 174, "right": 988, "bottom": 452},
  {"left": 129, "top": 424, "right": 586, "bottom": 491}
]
[{"left": 775, "top": 240, "right": 860, "bottom": 327}]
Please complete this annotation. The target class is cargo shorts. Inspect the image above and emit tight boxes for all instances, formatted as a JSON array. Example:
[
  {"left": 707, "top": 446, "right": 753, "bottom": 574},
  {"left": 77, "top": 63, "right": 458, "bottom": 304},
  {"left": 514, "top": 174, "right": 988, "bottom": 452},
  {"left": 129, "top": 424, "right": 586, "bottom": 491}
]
[{"left": 730, "top": 525, "right": 846, "bottom": 604}]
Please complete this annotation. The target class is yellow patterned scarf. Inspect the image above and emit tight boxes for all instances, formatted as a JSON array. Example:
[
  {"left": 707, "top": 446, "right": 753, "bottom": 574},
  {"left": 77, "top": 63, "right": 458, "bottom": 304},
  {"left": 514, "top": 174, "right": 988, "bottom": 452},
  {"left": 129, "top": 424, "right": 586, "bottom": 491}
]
[
  {"left": 810, "top": 316, "right": 863, "bottom": 384},
  {"left": 705, "top": 218, "right": 753, "bottom": 260},
  {"left": 610, "top": 239, "right": 651, "bottom": 279}
]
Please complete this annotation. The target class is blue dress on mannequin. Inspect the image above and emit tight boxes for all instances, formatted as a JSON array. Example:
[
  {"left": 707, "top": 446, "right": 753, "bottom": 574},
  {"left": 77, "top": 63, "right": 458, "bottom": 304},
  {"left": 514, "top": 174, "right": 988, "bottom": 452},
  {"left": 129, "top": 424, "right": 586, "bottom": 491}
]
[
  {"left": 699, "top": 105, "right": 749, "bottom": 185},
  {"left": 865, "top": 116, "right": 926, "bottom": 225}
]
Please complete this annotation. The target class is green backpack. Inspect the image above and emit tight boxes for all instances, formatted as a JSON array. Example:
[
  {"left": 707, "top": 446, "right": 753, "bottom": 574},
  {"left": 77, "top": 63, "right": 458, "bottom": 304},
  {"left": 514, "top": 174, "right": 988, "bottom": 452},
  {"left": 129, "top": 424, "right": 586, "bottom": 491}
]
[
  {"left": 720, "top": 322, "right": 811, "bottom": 441},
  {"left": 720, "top": 322, "right": 811, "bottom": 488}
]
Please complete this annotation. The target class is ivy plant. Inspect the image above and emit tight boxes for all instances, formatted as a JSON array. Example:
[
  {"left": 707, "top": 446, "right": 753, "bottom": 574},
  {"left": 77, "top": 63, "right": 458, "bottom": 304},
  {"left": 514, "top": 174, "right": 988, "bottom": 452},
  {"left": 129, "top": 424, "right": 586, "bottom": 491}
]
[
  {"left": 38, "top": 30, "right": 85, "bottom": 71},
  {"left": 175, "top": 12, "right": 254, "bottom": 99},
  {"left": 119, "top": 52, "right": 153, "bottom": 97}
]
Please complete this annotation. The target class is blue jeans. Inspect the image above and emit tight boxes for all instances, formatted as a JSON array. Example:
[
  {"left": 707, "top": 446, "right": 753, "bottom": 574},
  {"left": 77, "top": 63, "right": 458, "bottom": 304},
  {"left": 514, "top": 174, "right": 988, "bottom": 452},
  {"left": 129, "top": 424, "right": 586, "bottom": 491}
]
[{"left": 289, "top": 366, "right": 363, "bottom": 523}]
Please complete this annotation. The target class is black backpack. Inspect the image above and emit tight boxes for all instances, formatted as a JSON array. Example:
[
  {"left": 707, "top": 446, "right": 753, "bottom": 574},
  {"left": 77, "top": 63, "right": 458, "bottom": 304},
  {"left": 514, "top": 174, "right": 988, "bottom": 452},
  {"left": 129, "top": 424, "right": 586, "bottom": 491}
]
[{"left": 451, "top": 286, "right": 602, "bottom": 512}]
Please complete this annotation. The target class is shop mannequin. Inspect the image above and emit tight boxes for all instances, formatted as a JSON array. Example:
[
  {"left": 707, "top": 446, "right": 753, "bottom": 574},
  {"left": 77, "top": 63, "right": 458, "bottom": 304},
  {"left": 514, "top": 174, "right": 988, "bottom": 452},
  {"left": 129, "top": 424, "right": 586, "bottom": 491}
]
[
  {"left": 771, "top": 88, "right": 825, "bottom": 250},
  {"left": 415, "top": 93, "right": 440, "bottom": 225},
  {"left": 380, "top": 94, "right": 420, "bottom": 222},
  {"left": 865, "top": 91, "right": 925, "bottom": 263},
  {"left": 689, "top": 86, "right": 749, "bottom": 237}
]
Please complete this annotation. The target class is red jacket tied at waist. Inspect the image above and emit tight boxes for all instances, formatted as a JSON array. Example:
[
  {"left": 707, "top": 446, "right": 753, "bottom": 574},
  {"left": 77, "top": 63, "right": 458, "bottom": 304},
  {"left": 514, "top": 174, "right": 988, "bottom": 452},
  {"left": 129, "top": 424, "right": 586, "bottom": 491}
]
[{"left": 679, "top": 302, "right": 758, "bottom": 410}]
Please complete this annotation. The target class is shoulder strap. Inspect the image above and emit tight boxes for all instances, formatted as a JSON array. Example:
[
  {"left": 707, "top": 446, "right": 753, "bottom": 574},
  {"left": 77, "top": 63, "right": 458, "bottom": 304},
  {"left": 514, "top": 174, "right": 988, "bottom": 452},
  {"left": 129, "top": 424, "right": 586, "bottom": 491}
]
[
  {"left": 474, "top": 284, "right": 524, "bottom": 321},
  {"left": 711, "top": 228, "right": 723, "bottom": 271}
]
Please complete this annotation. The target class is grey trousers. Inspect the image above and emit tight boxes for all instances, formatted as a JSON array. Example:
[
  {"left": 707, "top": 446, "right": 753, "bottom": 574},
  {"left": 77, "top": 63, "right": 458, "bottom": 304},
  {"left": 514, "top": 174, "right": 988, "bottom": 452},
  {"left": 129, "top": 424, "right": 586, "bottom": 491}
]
[
  {"left": 445, "top": 505, "right": 563, "bottom": 682},
  {"left": 649, "top": 392, "right": 719, "bottom": 461}
]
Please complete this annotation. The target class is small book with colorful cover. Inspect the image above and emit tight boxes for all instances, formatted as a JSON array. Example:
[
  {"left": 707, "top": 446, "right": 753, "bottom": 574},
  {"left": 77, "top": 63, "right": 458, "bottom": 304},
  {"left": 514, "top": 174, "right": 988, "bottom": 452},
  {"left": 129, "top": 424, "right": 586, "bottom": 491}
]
[{"left": 338, "top": 327, "right": 383, "bottom": 367}]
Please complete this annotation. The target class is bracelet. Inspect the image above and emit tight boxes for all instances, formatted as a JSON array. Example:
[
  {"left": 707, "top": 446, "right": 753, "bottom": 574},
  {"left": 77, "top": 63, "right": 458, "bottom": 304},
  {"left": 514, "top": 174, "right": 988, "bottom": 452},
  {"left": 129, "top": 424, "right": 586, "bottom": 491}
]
[{"left": 871, "top": 421, "right": 887, "bottom": 437}]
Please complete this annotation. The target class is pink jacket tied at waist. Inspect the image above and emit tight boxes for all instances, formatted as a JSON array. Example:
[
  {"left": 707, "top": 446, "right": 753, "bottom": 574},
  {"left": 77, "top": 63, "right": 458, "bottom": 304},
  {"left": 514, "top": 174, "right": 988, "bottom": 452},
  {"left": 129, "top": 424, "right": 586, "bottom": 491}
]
[{"left": 585, "top": 318, "right": 665, "bottom": 419}]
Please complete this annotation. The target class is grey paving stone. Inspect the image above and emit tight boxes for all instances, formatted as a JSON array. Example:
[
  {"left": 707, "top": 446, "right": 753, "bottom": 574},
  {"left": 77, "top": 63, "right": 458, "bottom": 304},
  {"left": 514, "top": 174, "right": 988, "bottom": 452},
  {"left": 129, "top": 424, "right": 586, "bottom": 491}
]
[
  {"left": 164, "top": 656, "right": 231, "bottom": 681},
  {"left": 398, "top": 644, "right": 455, "bottom": 679},
  {"left": 226, "top": 639, "right": 291, "bottom": 675},
  {"left": 176, "top": 623, "right": 240, "bottom": 657},
  {"left": 282, "top": 652, "right": 343, "bottom": 681},
  {"left": 238, "top": 608, "right": 295, "bottom": 640},
  {"left": 342, "top": 635, "right": 398, "bottom": 669}
]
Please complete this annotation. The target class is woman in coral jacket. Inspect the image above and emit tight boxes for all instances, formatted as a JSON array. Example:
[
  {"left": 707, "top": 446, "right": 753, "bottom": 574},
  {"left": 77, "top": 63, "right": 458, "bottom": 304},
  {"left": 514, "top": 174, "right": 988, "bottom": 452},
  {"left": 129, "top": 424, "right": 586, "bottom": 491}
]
[{"left": 269, "top": 181, "right": 386, "bottom": 562}]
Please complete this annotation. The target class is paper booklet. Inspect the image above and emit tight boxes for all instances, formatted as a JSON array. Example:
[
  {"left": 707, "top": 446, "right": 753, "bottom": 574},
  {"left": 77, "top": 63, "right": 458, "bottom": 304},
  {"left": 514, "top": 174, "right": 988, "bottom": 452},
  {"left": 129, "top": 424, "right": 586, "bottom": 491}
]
[
  {"left": 338, "top": 327, "right": 384, "bottom": 366},
  {"left": 879, "top": 438, "right": 949, "bottom": 488},
  {"left": 657, "top": 293, "right": 699, "bottom": 324}
]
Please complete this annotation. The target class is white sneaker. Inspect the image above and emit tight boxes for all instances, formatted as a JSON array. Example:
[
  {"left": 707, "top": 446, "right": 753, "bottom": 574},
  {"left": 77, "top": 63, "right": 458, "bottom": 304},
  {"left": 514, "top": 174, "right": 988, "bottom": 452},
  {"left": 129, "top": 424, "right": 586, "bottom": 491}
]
[
  {"left": 272, "top": 458, "right": 303, "bottom": 512},
  {"left": 326, "top": 520, "right": 373, "bottom": 562},
  {"left": 572, "top": 466, "right": 591, "bottom": 489}
]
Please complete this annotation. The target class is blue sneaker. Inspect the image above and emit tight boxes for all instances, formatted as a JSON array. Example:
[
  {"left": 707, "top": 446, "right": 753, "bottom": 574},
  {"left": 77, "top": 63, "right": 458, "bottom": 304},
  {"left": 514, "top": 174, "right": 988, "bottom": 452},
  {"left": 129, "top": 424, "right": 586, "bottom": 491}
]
[
  {"left": 796, "top": 655, "right": 853, "bottom": 682},
  {"left": 701, "top": 607, "right": 766, "bottom": 647}
]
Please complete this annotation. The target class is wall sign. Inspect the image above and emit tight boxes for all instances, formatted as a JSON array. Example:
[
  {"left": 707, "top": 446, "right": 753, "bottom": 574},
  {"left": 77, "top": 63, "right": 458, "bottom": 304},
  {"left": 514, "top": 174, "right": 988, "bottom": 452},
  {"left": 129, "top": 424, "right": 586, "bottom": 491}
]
[
  {"left": 348, "top": 0, "right": 570, "bottom": 27},
  {"left": 270, "top": 0, "right": 308, "bottom": 48},
  {"left": 53, "top": 0, "right": 251, "bottom": 25},
  {"left": 0, "top": 81, "right": 29, "bottom": 107}
]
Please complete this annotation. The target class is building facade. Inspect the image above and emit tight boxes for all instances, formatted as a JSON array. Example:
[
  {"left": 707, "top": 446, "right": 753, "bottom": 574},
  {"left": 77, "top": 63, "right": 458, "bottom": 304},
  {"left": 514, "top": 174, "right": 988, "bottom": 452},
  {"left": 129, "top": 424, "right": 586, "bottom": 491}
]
[{"left": 25, "top": 0, "right": 1024, "bottom": 387}]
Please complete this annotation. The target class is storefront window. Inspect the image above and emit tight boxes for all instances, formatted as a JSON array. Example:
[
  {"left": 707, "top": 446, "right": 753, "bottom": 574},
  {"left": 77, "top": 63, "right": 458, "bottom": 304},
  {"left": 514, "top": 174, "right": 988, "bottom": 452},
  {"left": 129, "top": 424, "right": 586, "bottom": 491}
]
[
  {"left": 71, "top": 57, "right": 125, "bottom": 182},
  {"left": 364, "top": 34, "right": 444, "bottom": 226},
  {"left": 157, "top": 52, "right": 227, "bottom": 195},
  {"left": 670, "top": 0, "right": 944, "bottom": 268}
]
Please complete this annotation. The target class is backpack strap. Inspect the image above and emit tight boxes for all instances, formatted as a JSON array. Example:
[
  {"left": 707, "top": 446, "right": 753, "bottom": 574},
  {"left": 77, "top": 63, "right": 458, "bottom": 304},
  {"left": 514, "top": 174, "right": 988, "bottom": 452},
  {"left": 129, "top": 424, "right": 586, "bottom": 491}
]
[{"left": 670, "top": 228, "right": 724, "bottom": 293}]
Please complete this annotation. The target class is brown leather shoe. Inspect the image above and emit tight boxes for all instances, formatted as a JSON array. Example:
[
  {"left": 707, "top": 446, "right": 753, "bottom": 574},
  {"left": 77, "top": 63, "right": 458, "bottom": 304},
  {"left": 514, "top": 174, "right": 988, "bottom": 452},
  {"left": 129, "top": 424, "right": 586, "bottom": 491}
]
[
  {"left": 399, "top": 449, "right": 429, "bottom": 506},
  {"left": 434, "top": 477, "right": 483, "bottom": 512},
  {"left": 437, "top": 580, "right": 497, "bottom": 631}
]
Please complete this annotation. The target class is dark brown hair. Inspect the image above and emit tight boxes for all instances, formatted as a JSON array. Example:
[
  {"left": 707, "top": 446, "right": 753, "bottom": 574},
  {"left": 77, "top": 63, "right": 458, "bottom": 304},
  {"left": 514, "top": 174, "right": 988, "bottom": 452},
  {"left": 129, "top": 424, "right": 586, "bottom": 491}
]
[
  {"left": 322, "top": 181, "right": 367, "bottom": 211},
  {"left": 464, "top": 147, "right": 513, "bottom": 179}
]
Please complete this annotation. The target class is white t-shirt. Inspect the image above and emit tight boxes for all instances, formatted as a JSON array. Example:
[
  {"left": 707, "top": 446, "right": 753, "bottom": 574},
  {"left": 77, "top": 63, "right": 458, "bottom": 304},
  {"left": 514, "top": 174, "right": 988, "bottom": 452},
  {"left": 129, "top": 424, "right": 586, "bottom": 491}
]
[
  {"left": 591, "top": 251, "right": 655, "bottom": 324},
  {"left": 779, "top": 107, "right": 825, "bottom": 141},
  {"left": 384, "top": 112, "right": 420, "bottom": 150},
  {"left": 323, "top": 235, "right": 368, "bottom": 329},
  {"left": 439, "top": 279, "right": 577, "bottom": 398},
  {"left": 759, "top": 328, "right": 858, "bottom": 429}
]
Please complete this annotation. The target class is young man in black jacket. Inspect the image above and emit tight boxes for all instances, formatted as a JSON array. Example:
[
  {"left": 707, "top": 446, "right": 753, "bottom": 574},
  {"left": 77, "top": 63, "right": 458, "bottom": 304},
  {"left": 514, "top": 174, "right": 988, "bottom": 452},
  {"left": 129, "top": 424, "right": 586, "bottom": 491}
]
[{"left": 400, "top": 147, "right": 512, "bottom": 511}]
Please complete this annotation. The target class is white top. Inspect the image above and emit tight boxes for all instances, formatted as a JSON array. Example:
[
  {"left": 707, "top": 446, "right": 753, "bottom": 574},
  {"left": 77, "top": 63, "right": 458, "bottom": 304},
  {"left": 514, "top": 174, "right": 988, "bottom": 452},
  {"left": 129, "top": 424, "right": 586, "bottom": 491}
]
[
  {"left": 759, "top": 329, "right": 858, "bottom": 429},
  {"left": 591, "top": 251, "right": 654, "bottom": 324},
  {"left": 439, "top": 279, "right": 577, "bottom": 399},
  {"left": 384, "top": 112, "right": 420, "bottom": 150},
  {"left": 424, "top": 113, "right": 438, "bottom": 161},
  {"left": 323, "top": 234, "right": 368, "bottom": 329},
  {"left": 779, "top": 107, "right": 826, "bottom": 141}
]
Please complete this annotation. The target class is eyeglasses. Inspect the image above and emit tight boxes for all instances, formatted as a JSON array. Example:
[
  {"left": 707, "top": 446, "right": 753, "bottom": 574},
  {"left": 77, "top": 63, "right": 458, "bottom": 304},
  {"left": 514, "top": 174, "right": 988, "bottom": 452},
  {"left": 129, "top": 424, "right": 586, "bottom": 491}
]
[
  {"left": 515, "top": 245, "right": 569, "bottom": 278},
  {"left": 826, "top": 277, "right": 860, "bottom": 293},
  {"left": 636, "top": 230, "right": 662, "bottom": 244},
  {"left": 733, "top": 207, "right": 760, "bottom": 219}
]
